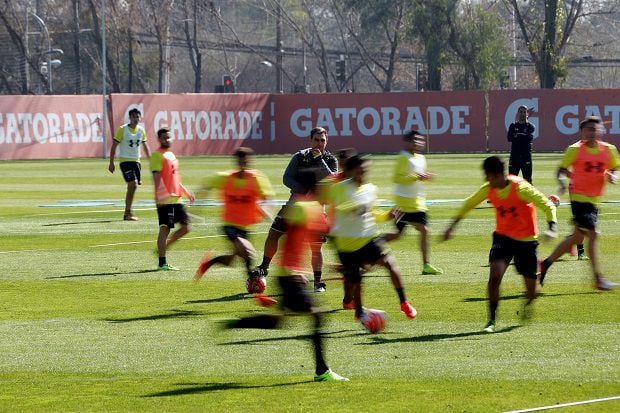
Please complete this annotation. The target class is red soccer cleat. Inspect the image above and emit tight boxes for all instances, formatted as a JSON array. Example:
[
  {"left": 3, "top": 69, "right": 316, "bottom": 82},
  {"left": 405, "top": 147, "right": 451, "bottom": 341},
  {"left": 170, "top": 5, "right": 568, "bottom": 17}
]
[
  {"left": 254, "top": 293, "right": 278, "bottom": 307},
  {"left": 194, "top": 252, "right": 213, "bottom": 282},
  {"left": 400, "top": 301, "right": 417, "bottom": 319}
]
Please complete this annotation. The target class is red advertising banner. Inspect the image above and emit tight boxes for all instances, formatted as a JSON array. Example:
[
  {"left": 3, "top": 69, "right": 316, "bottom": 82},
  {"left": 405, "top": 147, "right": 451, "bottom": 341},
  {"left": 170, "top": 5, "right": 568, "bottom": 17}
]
[
  {"left": 0, "top": 95, "right": 104, "bottom": 160},
  {"left": 488, "top": 89, "right": 620, "bottom": 152},
  {"left": 110, "top": 91, "right": 487, "bottom": 156}
]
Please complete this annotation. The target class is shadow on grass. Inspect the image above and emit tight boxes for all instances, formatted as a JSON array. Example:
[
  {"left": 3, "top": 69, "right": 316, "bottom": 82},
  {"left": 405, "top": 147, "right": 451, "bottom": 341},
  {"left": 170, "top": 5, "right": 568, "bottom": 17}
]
[
  {"left": 42, "top": 220, "right": 114, "bottom": 226},
  {"left": 219, "top": 329, "right": 358, "bottom": 346},
  {"left": 359, "top": 325, "right": 522, "bottom": 345},
  {"left": 143, "top": 380, "right": 310, "bottom": 397},
  {"left": 186, "top": 293, "right": 251, "bottom": 304},
  {"left": 463, "top": 290, "right": 600, "bottom": 302},
  {"left": 46, "top": 269, "right": 160, "bottom": 279},
  {"left": 103, "top": 309, "right": 204, "bottom": 323}
]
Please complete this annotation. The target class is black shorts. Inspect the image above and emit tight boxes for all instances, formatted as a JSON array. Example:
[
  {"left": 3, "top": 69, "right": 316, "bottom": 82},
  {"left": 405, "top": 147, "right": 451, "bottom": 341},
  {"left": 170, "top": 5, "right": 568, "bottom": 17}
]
[
  {"left": 270, "top": 207, "right": 288, "bottom": 233},
  {"left": 338, "top": 237, "right": 387, "bottom": 282},
  {"left": 570, "top": 201, "right": 598, "bottom": 231},
  {"left": 489, "top": 232, "right": 538, "bottom": 279},
  {"left": 278, "top": 275, "right": 313, "bottom": 313},
  {"left": 223, "top": 225, "right": 248, "bottom": 241},
  {"left": 120, "top": 161, "right": 142, "bottom": 184},
  {"left": 157, "top": 204, "right": 189, "bottom": 229},
  {"left": 396, "top": 211, "right": 428, "bottom": 231}
]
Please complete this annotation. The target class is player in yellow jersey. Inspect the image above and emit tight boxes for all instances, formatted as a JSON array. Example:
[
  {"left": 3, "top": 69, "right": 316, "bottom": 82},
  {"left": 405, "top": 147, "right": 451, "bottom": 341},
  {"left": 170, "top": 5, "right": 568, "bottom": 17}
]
[
  {"left": 194, "top": 147, "right": 274, "bottom": 282},
  {"left": 443, "top": 156, "right": 557, "bottom": 333},
  {"left": 108, "top": 108, "right": 151, "bottom": 221},
  {"left": 384, "top": 130, "right": 442, "bottom": 275},
  {"left": 150, "top": 127, "right": 195, "bottom": 271},
  {"left": 538, "top": 116, "right": 619, "bottom": 290}
]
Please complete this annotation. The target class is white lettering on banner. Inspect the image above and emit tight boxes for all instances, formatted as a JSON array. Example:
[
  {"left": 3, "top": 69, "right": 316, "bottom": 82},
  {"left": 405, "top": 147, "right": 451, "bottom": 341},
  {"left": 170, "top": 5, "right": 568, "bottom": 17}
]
[
  {"left": 154, "top": 110, "right": 263, "bottom": 141},
  {"left": 290, "top": 105, "right": 471, "bottom": 137},
  {"left": 0, "top": 112, "right": 102, "bottom": 145},
  {"left": 506, "top": 98, "right": 539, "bottom": 139},
  {"left": 556, "top": 105, "right": 620, "bottom": 135}
]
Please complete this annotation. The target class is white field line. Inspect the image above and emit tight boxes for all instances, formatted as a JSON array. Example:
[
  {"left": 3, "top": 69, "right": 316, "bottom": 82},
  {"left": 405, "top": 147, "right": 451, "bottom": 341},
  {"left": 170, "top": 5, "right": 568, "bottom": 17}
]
[
  {"left": 88, "top": 231, "right": 268, "bottom": 248},
  {"left": 504, "top": 395, "right": 620, "bottom": 413},
  {"left": 30, "top": 207, "right": 155, "bottom": 217}
]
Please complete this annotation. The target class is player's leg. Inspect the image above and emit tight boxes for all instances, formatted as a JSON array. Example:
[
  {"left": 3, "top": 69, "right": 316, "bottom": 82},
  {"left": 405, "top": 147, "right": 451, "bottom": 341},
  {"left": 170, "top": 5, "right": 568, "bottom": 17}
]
[
  {"left": 383, "top": 217, "right": 407, "bottom": 242},
  {"left": 252, "top": 212, "right": 286, "bottom": 276},
  {"left": 311, "top": 241, "right": 325, "bottom": 292},
  {"left": 485, "top": 233, "right": 511, "bottom": 331},
  {"left": 412, "top": 216, "right": 443, "bottom": 274},
  {"left": 124, "top": 180, "right": 138, "bottom": 219},
  {"left": 375, "top": 252, "right": 417, "bottom": 319},
  {"left": 522, "top": 160, "right": 533, "bottom": 184},
  {"left": 514, "top": 239, "right": 539, "bottom": 321}
]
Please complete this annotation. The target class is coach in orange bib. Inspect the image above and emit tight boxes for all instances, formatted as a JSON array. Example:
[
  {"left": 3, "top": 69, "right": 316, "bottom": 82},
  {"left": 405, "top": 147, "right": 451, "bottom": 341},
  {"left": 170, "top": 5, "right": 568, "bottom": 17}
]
[
  {"left": 443, "top": 156, "right": 557, "bottom": 333},
  {"left": 538, "top": 116, "right": 619, "bottom": 291}
]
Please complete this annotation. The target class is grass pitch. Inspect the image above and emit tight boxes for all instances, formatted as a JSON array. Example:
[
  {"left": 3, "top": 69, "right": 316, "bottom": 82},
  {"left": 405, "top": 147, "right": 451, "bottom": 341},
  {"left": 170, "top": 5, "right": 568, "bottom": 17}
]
[{"left": 0, "top": 153, "right": 618, "bottom": 412}]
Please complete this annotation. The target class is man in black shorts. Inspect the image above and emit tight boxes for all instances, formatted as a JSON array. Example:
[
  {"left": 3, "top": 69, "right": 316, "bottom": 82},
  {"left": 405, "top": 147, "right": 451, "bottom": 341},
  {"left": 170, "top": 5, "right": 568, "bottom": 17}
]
[
  {"left": 507, "top": 105, "right": 535, "bottom": 184},
  {"left": 250, "top": 127, "right": 337, "bottom": 292}
]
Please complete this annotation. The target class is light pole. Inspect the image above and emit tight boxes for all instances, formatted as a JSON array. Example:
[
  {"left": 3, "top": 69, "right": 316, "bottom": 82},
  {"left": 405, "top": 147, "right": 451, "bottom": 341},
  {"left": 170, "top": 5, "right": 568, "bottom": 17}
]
[{"left": 29, "top": 11, "right": 63, "bottom": 93}]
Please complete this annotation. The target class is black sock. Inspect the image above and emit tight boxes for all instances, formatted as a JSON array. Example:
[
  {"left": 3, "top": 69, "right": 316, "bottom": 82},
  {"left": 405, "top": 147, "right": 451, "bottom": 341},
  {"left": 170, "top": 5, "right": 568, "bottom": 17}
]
[
  {"left": 396, "top": 287, "right": 406, "bottom": 303},
  {"left": 312, "top": 314, "right": 328, "bottom": 375},
  {"left": 313, "top": 271, "right": 322, "bottom": 284},
  {"left": 489, "top": 301, "right": 498, "bottom": 322},
  {"left": 577, "top": 244, "right": 585, "bottom": 254},
  {"left": 244, "top": 258, "right": 252, "bottom": 275},
  {"left": 260, "top": 256, "right": 272, "bottom": 269},
  {"left": 158, "top": 257, "right": 166, "bottom": 267}
]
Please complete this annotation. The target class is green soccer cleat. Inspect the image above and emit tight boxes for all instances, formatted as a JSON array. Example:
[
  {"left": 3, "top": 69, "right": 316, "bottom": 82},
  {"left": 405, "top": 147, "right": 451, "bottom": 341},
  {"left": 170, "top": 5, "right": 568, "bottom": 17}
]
[
  {"left": 483, "top": 320, "right": 496, "bottom": 333},
  {"left": 422, "top": 263, "right": 443, "bottom": 275},
  {"left": 314, "top": 369, "right": 350, "bottom": 382},
  {"left": 159, "top": 263, "right": 180, "bottom": 271}
]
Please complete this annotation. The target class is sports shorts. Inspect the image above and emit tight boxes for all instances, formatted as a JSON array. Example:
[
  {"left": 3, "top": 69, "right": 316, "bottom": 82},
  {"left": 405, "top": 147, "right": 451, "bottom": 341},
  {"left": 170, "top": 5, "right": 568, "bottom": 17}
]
[
  {"left": 157, "top": 203, "right": 189, "bottom": 229},
  {"left": 489, "top": 232, "right": 538, "bottom": 279},
  {"left": 570, "top": 201, "right": 598, "bottom": 231},
  {"left": 337, "top": 237, "right": 387, "bottom": 282},
  {"left": 120, "top": 161, "right": 142, "bottom": 184}
]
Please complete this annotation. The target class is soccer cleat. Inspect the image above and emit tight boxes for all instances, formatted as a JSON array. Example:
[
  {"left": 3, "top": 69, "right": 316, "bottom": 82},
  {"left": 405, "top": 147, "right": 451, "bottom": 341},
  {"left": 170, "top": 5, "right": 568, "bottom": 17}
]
[
  {"left": 249, "top": 266, "right": 268, "bottom": 278},
  {"left": 254, "top": 293, "right": 278, "bottom": 307},
  {"left": 400, "top": 301, "right": 417, "bottom": 319},
  {"left": 483, "top": 320, "right": 496, "bottom": 333},
  {"left": 123, "top": 214, "right": 138, "bottom": 221},
  {"left": 313, "top": 282, "right": 327, "bottom": 293},
  {"left": 159, "top": 263, "right": 180, "bottom": 271},
  {"left": 538, "top": 259, "right": 551, "bottom": 286},
  {"left": 577, "top": 252, "right": 589, "bottom": 261},
  {"left": 342, "top": 299, "right": 355, "bottom": 310},
  {"left": 422, "top": 263, "right": 443, "bottom": 275},
  {"left": 594, "top": 277, "right": 617, "bottom": 291},
  {"left": 314, "top": 369, "right": 349, "bottom": 382},
  {"left": 194, "top": 252, "right": 213, "bottom": 281}
]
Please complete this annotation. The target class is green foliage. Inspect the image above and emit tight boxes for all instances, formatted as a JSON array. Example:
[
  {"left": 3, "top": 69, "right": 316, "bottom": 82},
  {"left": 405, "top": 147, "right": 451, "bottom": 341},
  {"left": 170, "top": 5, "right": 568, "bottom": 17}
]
[{"left": 0, "top": 154, "right": 618, "bottom": 411}]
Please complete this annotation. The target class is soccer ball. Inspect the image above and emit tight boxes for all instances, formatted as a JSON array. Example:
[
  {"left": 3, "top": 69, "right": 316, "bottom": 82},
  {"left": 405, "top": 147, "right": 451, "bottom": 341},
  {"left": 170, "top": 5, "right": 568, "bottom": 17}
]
[
  {"left": 360, "top": 309, "right": 387, "bottom": 334},
  {"left": 246, "top": 276, "right": 267, "bottom": 294},
  {"left": 548, "top": 194, "right": 561, "bottom": 207}
]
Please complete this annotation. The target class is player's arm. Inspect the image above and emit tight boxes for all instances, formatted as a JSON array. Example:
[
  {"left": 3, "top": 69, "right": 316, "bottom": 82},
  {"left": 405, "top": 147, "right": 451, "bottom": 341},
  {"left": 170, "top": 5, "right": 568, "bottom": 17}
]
[
  {"left": 282, "top": 153, "right": 306, "bottom": 193},
  {"left": 141, "top": 136, "right": 151, "bottom": 159},
  {"left": 517, "top": 181, "right": 558, "bottom": 235},
  {"left": 606, "top": 145, "right": 619, "bottom": 184},
  {"left": 442, "top": 185, "right": 489, "bottom": 241},
  {"left": 507, "top": 123, "right": 515, "bottom": 142},
  {"left": 557, "top": 146, "right": 578, "bottom": 194},
  {"left": 108, "top": 140, "right": 119, "bottom": 173},
  {"left": 255, "top": 171, "right": 275, "bottom": 199}
]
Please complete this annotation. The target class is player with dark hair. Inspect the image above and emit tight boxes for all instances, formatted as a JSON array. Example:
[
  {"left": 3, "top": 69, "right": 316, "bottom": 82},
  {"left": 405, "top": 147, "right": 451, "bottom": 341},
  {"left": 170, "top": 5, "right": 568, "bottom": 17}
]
[
  {"left": 507, "top": 105, "right": 535, "bottom": 184},
  {"left": 443, "top": 156, "right": 557, "bottom": 332},
  {"left": 328, "top": 154, "right": 418, "bottom": 327},
  {"left": 108, "top": 108, "right": 151, "bottom": 221},
  {"left": 384, "top": 130, "right": 442, "bottom": 275},
  {"left": 225, "top": 179, "right": 348, "bottom": 382},
  {"left": 151, "top": 127, "right": 194, "bottom": 271},
  {"left": 194, "top": 147, "right": 274, "bottom": 283},
  {"left": 250, "top": 126, "right": 338, "bottom": 292},
  {"left": 538, "top": 116, "right": 619, "bottom": 290}
]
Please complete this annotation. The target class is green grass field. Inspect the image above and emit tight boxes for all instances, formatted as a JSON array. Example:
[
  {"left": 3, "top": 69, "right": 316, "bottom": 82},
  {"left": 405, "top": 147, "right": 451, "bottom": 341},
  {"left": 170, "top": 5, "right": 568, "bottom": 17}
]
[{"left": 0, "top": 153, "right": 618, "bottom": 412}]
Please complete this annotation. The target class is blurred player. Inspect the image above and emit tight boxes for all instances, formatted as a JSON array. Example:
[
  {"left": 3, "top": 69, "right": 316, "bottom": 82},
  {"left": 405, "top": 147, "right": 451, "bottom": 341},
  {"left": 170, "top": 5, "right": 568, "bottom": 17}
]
[
  {"left": 225, "top": 173, "right": 348, "bottom": 382},
  {"left": 538, "top": 116, "right": 619, "bottom": 290},
  {"left": 194, "top": 147, "right": 274, "bottom": 283},
  {"left": 384, "top": 130, "right": 443, "bottom": 275},
  {"left": 108, "top": 108, "right": 151, "bottom": 221},
  {"left": 328, "top": 155, "right": 417, "bottom": 326},
  {"left": 151, "top": 127, "right": 195, "bottom": 271},
  {"left": 443, "top": 156, "right": 557, "bottom": 333}
]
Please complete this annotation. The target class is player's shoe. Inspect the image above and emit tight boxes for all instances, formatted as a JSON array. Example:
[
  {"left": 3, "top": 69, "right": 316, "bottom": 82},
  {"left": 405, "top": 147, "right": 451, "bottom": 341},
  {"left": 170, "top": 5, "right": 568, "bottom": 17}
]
[
  {"left": 249, "top": 266, "right": 268, "bottom": 278},
  {"left": 483, "top": 320, "right": 496, "bottom": 333},
  {"left": 313, "top": 282, "right": 327, "bottom": 293},
  {"left": 342, "top": 299, "right": 355, "bottom": 310},
  {"left": 159, "top": 263, "right": 180, "bottom": 271},
  {"left": 594, "top": 277, "right": 617, "bottom": 291},
  {"left": 400, "top": 301, "right": 417, "bottom": 319},
  {"left": 253, "top": 293, "right": 278, "bottom": 307},
  {"left": 194, "top": 252, "right": 213, "bottom": 281},
  {"left": 577, "top": 252, "right": 589, "bottom": 261},
  {"left": 314, "top": 369, "right": 349, "bottom": 382},
  {"left": 123, "top": 214, "right": 138, "bottom": 221},
  {"left": 538, "top": 259, "right": 551, "bottom": 286},
  {"left": 422, "top": 263, "right": 443, "bottom": 275}
]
